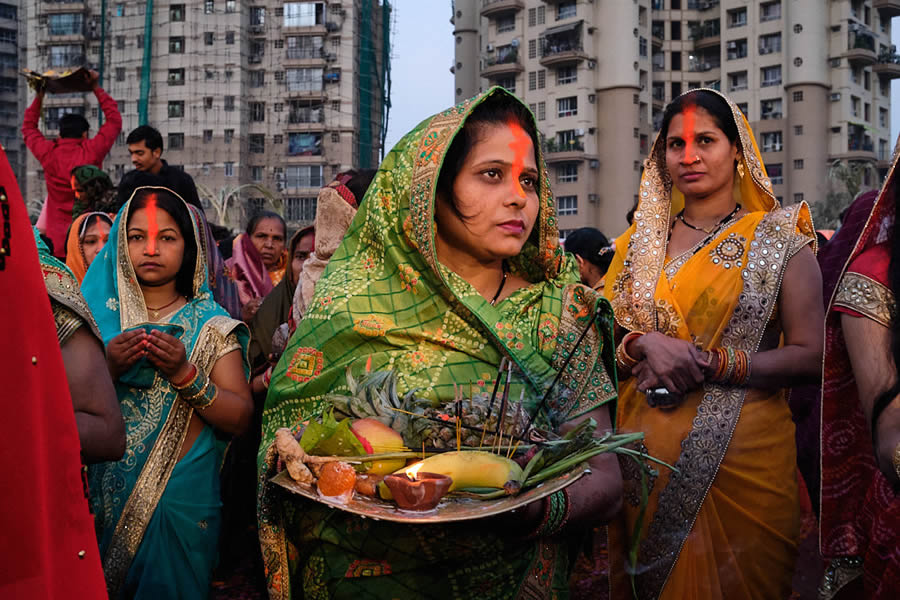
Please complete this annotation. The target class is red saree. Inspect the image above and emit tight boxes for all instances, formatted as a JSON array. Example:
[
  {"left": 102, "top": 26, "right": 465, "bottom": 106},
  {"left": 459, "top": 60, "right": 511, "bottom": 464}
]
[{"left": 821, "top": 166, "right": 900, "bottom": 598}]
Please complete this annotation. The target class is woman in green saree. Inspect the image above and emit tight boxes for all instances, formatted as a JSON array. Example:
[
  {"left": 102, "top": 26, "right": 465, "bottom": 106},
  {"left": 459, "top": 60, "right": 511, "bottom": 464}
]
[
  {"left": 84, "top": 187, "right": 252, "bottom": 599},
  {"left": 258, "top": 88, "right": 623, "bottom": 599}
]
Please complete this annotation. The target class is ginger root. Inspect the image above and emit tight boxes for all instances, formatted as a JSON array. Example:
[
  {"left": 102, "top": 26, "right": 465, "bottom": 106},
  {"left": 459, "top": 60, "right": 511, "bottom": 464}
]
[{"left": 275, "top": 428, "right": 314, "bottom": 484}]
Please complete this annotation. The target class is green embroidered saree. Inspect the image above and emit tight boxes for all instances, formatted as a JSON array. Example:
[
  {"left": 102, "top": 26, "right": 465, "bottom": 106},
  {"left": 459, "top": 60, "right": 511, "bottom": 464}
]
[{"left": 258, "top": 87, "right": 618, "bottom": 600}]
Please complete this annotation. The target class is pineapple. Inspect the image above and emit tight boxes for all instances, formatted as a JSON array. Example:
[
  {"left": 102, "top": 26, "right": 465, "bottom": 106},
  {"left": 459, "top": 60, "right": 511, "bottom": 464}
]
[{"left": 327, "top": 368, "right": 416, "bottom": 434}]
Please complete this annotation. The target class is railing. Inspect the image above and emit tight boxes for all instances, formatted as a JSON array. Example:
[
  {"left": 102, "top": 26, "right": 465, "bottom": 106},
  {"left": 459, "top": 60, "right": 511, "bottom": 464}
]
[
  {"left": 544, "top": 138, "right": 585, "bottom": 153},
  {"left": 688, "top": 0, "right": 720, "bottom": 9},
  {"left": 689, "top": 21, "right": 720, "bottom": 40},
  {"left": 688, "top": 58, "right": 721, "bottom": 72},
  {"left": 288, "top": 106, "right": 324, "bottom": 124},
  {"left": 540, "top": 38, "right": 583, "bottom": 58},
  {"left": 287, "top": 46, "right": 324, "bottom": 60},
  {"left": 848, "top": 138, "right": 875, "bottom": 152},
  {"left": 850, "top": 31, "right": 876, "bottom": 52},
  {"left": 877, "top": 50, "right": 900, "bottom": 64},
  {"left": 485, "top": 47, "right": 519, "bottom": 66}
]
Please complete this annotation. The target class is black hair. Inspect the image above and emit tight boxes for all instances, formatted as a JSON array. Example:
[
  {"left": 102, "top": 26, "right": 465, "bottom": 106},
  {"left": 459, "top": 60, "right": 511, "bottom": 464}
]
[
  {"left": 39, "top": 233, "right": 55, "bottom": 256},
  {"left": 127, "top": 188, "right": 198, "bottom": 299},
  {"left": 659, "top": 90, "right": 740, "bottom": 147},
  {"left": 346, "top": 169, "right": 377, "bottom": 206},
  {"left": 436, "top": 92, "right": 542, "bottom": 220},
  {"left": 246, "top": 210, "right": 287, "bottom": 238},
  {"left": 117, "top": 170, "right": 166, "bottom": 207},
  {"left": 126, "top": 125, "right": 164, "bottom": 152},
  {"left": 81, "top": 212, "right": 113, "bottom": 237},
  {"left": 564, "top": 227, "right": 613, "bottom": 272},
  {"left": 60, "top": 113, "right": 89, "bottom": 139}
]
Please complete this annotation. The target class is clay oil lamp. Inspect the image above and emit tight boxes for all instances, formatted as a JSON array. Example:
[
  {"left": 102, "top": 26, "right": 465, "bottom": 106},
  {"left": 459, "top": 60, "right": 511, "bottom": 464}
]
[{"left": 383, "top": 462, "right": 452, "bottom": 511}]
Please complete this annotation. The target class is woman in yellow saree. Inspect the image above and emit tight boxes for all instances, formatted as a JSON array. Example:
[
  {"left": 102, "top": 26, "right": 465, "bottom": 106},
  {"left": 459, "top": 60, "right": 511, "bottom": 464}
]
[{"left": 603, "top": 89, "right": 823, "bottom": 599}]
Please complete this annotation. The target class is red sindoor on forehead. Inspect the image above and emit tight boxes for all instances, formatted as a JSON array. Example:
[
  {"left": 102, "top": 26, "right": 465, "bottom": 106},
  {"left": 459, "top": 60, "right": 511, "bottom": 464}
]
[
  {"left": 682, "top": 104, "right": 697, "bottom": 161},
  {"left": 146, "top": 194, "right": 159, "bottom": 254},
  {"left": 507, "top": 119, "right": 531, "bottom": 199}
]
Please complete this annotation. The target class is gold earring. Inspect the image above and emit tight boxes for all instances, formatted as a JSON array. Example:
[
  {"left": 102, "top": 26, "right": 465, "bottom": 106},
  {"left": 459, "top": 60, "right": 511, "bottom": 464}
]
[{"left": 736, "top": 162, "right": 745, "bottom": 179}]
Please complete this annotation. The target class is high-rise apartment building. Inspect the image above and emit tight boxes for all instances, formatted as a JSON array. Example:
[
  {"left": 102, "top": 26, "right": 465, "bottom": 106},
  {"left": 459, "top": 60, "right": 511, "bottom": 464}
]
[
  {"left": 0, "top": 1, "right": 24, "bottom": 185},
  {"left": 454, "top": 0, "right": 897, "bottom": 238},
  {"left": 23, "top": 0, "right": 391, "bottom": 227}
]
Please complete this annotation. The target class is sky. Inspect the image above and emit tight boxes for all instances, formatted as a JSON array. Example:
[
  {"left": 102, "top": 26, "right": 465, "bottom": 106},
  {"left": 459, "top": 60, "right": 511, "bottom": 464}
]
[{"left": 384, "top": 5, "right": 900, "bottom": 151}]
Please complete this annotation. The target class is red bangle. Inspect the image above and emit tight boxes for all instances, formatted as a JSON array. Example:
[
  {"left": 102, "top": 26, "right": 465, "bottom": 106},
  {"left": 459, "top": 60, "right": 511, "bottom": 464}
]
[{"left": 172, "top": 363, "right": 197, "bottom": 389}]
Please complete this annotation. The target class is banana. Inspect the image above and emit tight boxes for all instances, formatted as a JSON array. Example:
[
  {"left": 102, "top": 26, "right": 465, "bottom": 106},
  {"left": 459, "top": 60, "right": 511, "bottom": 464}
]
[{"left": 378, "top": 451, "right": 524, "bottom": 500}]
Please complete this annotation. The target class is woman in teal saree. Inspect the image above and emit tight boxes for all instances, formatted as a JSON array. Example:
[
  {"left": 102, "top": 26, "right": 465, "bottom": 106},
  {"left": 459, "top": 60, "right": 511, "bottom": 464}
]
[
  {"left": 84, "top": 187, "right": 252, "bottom": 599},
  {"left": 257, "top": 88, "right": 623, "bottom": 599}
]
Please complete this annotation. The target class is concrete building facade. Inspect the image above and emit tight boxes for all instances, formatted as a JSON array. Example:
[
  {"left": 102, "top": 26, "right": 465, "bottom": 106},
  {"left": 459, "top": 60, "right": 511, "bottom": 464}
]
[
  {"left": 23, "top": 0, "right": 390, "bottom": 228},
  {"left": 453, "top": 0, "right": 898, "bottom": 238},
  {"left": 0, "top": 1, "right": 24, "bottom": 185}
]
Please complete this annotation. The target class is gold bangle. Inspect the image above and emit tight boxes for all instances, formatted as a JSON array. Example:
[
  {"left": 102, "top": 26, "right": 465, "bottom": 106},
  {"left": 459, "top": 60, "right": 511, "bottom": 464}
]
[
  {"left": 616, "top": 332, "right": 642, "bottom": 370},
  {"left": 183, "top": 374, "right": 211, "bottom": 403}
]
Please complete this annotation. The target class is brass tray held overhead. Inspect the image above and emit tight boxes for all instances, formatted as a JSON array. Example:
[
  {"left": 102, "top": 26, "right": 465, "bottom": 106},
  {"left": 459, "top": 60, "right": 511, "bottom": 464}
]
[{"left": 270, "top": 461, "right": 591, "bottom": 524}]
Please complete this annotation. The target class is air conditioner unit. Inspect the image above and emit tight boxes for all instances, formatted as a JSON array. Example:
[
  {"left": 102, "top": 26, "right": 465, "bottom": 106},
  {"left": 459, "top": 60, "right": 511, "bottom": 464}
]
[
  {"left": 587, "top": 60, "right": 596, "bottom": 69},
  {"left": 830, "top": 92, "right": 842, "bottom": 102},
  {"left": 575, "top": 128, "right": 585, "bottom": 136},
  {"left": 588, "top": 193, "right": 599, "bottom": 203},
  {"left": 589, "top": 159, "right": 599, "bottom": 169},
  {"left": 486, "top": 44, "right": 495, "bottom": 52},
  {"left": 727, "top": 41, "right": 737, "bottom": 49},
  {"left": 588, "top": 93, "right": 596, "bottom": 103}
]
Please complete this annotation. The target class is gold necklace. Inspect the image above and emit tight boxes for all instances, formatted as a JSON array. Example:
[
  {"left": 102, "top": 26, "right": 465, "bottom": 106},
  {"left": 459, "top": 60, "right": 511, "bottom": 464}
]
[{"left": 146, "top": 295, "right": 182, "bottom": 321}]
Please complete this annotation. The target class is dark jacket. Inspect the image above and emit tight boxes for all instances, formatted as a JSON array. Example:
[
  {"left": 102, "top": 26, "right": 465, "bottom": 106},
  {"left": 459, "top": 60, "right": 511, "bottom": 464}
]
[{"left": 117, "top": 160, "right": 202, "bottom": 209}]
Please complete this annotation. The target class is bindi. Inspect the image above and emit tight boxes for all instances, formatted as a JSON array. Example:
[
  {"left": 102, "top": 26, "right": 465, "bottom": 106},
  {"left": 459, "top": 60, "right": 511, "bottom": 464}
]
[
  {"left": 681, "top": 105, "right": 697, "bottom": 161},
  {"left": 507, "top": 120, "right": 531, "bottom": 198},
  {"left": 146, "top": 194, "right": 159, "bottom": 254}
]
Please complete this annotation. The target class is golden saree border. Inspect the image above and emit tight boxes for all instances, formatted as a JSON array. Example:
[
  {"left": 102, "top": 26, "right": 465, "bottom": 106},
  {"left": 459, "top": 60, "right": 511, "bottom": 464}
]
[
  {"left": 42, "top": 261, "right": 100, "bottom": 339},
  {"left": 633, "top": 207, "right": 805, "bottom": 599},
  {"left": 101, "top": 316, "right": 244, "bottom": 597},
  {"left": 514, "top": 540, "right": 558, "bottom": 600},
  {"left": 52, "top": 301, "right": 85, "bottom": 346},
  {"left": 834, "top": 272, "right": 895, "bottom": 329}
]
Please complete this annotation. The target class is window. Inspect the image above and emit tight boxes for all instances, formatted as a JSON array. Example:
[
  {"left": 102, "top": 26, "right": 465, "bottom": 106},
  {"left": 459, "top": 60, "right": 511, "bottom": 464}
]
[
  {"left": 203, "top": 96, "right": 213, "bottom": 110},
  {"left": 538, "top": 70, "right": 546, "bottom": 89},
  {"left": 169, "top": 37, "right": 184, "bottom": 54},
  {"left": 557, "top": 164, "right": 578, "bottom": 183},
  {"left": 168, "top": 133, "right": 184, "bottom": 150},
  {"left": 225, "top": 31, "right": 235, "bottom": 45},
  {"left": 851, "top": 95, "right": 861, "bottom": 117},
  {"left": 170, "top": 4, "right": 185, "bottom": 22},
  {"left": 639, "top": 37, "right": 648, "bottom": 58},
  {"left": 288, "top": 100, "right": 323, "bottom": 123},
  {"left": 496, "top": 75, "right": 516, "bottom": 93},
  {"left": 288, "top": 133, "right": 323, "bottom": 156},
  {"left": 286, "top": 68, "right": 323, "bottom": 92},
  {"left": 759, "top": 33, "right": 781, "bottom": 55},
  {"left": 204, "top": 32, "right": 214, "bottom": 46},
  {"left": 557, "top": 195, "right": 577, "bottom": 216},
  {"left": 557, "top": 66, "right": 576, "bottom": 85},
  {"left": 793, "top": 193, "right": 804, "bottom": 203},
  {"left": 114, "top": 36, "right": 125, "bottom": 50},
  {"left": 249, "top": 134, "right": 265, "bottom": 154},
  {"left": 331, "top": 100, "right": 340, "bottom": 112},
  {"left": 224, "top": 129, "right": 234, "bottom": 144},
  {"left": 557, "top": 96, "right": 577, "bottom": 117},
  {"left": 760, "top": 1, "right": 781, "bottom": 22},
  {"left": 115, "top": 67, "right": 125, "bottom": 82},
  {"left": 285, "top": 165, "right": 324, "bottom": 189},
  {"left": 274, "top": 134, "right": 283, "bottom": 144},
  {"left": 727, "top": 7, "right": 747, "bottom": 28},
  {"left": 761, "top": 131, "right": 783, "bottom": 152},
  {"left": 275, "top": 39, "right": 284, "bottom": 49},
  {"left": 794, "top": 125, "right": 803, "bottom": 135},
  {"left": 284, "top": 2, "right": 325, "bottom": 27},
  {"left": 224, "top": 162, "right": 234, "bottom": 177},
  {"left": 250, "top": 102, "right": 265, "bottom": 122},
  {"left": 116, "top": 3, "right": 125, "bottom": 17},
  {"left": 761, "top": 98, "right": 782, "bottom": 119},
  {"left": 251, "top": 166, "right": 264, "bottom": 182},
  {"left": 224, "top": 96, "right": 235, "bottom": 111},
  {"left": 880, "top": 108, "right": 889, "bottom": 128},
  {"left": 331, "top": 132, "right": 340, "bottom": 143},
  {"left": 768, "top": 163, "right": 783, "bottom": 185},
  {"left": 728, "top": 71, "right": 748, "bottom": 92},
  {"left": 225, "top": 0, "right": 236, "bottom": 13},
  {"left": 528, "top": 7, "right": 536, "bottom": 27},
  {"left": 496, "top": 14, "right": 515, "bottom": 34},
  {"left": 202, "top": 163, "right": 212, "bottom": 176},
  {"left": 537, "top": 101, "right": 546, "bottom": 121},
  {"left": 792, "top": 91, "right": 803, "bottom": 102},
  {"left": 287, "top": 35, "right": 323, "bottom": 59},
  {"left": 528, "top": 39, "right": 536, "bottom": 60},
  {"left": 48, "top": 14, "right": 83, "bottom": 36},
  {"left": 48, "top": 44, "right": 83, "bottom": 68},
  {"left": 167, "top": 68, "right": 185, "bottom": 85},
  {"left": 671, "top": 51, "right": 681, "bottom": 71},
  {"left": 249, "top": 70, "right": 265, "bottom": 87},
  {"left": 250, "top": 6, "right": 266, "bottom": 26},
  {"left": 203, "top": 129, "right": 213, "bottom": 143},
  {"left": 136, "top": 34, "right": 143, "bottom": 47},
  {"left": 793, "top": 159, "right": 804, "bottom": 169},
  {"left": 670, "top": 21, "right": 681, "bottom": 40},
  {"left": 285, "top": 197, "right": 318, "bottom": 221},
  {"left": 537, "top": 5, "right": 545, "bottom": 25},
  {"left": 167, "top": 101, "right": 184, "bottom": 118},
  {"left": 557, "top": 1, "right": 576, "bottom": 21},
  {"left": 528, "top": 71, "right": 536, "bottom": 91},
  {"left": 761, "top": 65, "right": 781, "bottom": 87},
  {"left": 204, "top": 0, "right": 214, "bottom": 14},
  {"left": 727, "top": 39, "right": 747, "bottom": 61}
]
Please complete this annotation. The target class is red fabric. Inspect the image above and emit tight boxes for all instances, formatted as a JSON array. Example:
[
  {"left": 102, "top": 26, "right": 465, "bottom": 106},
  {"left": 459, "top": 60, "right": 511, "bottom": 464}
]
[
  {"left": 0, "top": 149, "right": 107, "bottom": 597},
  {"left": 821, "top": 178, "right": 900, "bottom": 599},
  {"left": 23, "top": 88, "right": 122, "bottom": 258},
  {"left": 226, "top": 233, "right": 274, "bottom": 306}
]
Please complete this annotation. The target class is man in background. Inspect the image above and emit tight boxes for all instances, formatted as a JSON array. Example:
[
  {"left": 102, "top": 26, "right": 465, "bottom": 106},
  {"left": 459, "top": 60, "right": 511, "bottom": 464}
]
[
  {"left": 22, "top": 69, "right": 122, "bottom": 258},
  {"left": 117, "top": 125, "right": 202, "bottom": 209}
]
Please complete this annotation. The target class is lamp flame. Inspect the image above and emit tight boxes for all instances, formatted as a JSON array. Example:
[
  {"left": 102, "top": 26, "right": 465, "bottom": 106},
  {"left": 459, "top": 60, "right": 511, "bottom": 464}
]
[{"left": 405, "top": 461, "right": 424, "bottom": 481}]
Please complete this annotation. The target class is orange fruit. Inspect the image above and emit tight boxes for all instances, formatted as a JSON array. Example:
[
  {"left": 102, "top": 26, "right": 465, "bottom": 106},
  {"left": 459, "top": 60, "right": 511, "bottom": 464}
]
[{"left": 317, "top": 461, "right": 357, "bottom": 498}]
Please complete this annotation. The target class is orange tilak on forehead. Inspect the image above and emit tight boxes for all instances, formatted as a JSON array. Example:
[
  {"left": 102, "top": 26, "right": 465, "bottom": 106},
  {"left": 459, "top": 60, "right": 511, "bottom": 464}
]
[
  {"left": 146, "top": 194, "right": 159, "bottom": 254},
  {"left": 682, "top": 104, "right": 697, "bottom": 159},
  {"left": 507, "top": 119, "right": 531, "bottom": 198}
]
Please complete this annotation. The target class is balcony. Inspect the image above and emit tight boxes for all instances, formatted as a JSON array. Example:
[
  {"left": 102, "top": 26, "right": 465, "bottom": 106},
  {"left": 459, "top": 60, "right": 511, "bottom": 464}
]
[
  {"left": 690, "top": 20, "right": 720, "bottom": 50},
  {"left": 875, "top": 0, "right": 900, "bottom": 19},
  {"left": 845, "top": 30, "right": 877, "bottom": 67},
  {"left": 543, "top": 138, "right": 586, "bottom": 163},
  {"left": 481, "top": 52, "right": 524, "bottom": 79},
  {"left": 688, "top": 0, "right": 720, "bottom": 10},
  {"left": 285, "top": 46, "right": 329, "bottom": 66},
  {"left": 874, "top": 52, "right": 900, "bottom": 79},
  {"left": 539, "top": 21, "right": 587, "bottom": 67},
  {"left": 481, "top": 0, "right": 524, "bottom": 19}
]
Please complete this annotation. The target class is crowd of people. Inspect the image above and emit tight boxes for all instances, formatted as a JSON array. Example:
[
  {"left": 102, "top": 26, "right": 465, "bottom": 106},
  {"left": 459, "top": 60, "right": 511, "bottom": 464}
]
[{"left": 3, "top": 77, "right": 898, "bottom": 600}]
